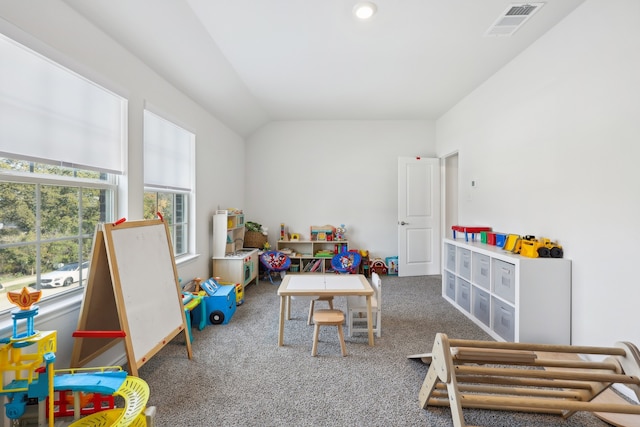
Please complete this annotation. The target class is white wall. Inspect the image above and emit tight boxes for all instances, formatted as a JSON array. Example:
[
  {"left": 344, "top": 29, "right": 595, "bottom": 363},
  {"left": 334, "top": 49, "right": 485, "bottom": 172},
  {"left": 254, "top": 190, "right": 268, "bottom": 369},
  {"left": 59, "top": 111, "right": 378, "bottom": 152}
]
[
  {"left": 245, "top": 120, "right": 435, "bottom": 259},
  {"left": 436, "top": 0, "right": 640, "bottom": 347},
  {"left": 0, "top": 1, "right": 244, "bottom": 367},
  {"left": 5, "top": 0, "right": 635, "bottom": 368}
]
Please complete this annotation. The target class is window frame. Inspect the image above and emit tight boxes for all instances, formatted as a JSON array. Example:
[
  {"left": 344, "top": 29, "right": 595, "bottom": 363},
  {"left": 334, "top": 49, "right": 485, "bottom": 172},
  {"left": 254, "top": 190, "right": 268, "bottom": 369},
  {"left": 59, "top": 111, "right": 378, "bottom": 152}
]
[
  {"left": 0, "top": 164, "right": 117, "bottom": 313},
  {"left": 143, "top": 107, "right": 196, "bottom": 260},
  {"left": 143, "top": 188, "right": 191, "bottom": 259}
]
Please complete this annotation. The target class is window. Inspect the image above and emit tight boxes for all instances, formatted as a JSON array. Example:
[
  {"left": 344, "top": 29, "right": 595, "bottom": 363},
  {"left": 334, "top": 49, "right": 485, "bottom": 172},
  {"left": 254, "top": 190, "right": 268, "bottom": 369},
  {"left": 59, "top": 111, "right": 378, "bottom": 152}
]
[
  {"left": 0, "top": 32, "right": 125, "bottom": 312},
  {"left": 0, "top": 160, "right": 116, "bottom": 312},
  {"left": 143, "top": 109, "right": 195, "bottom": 258},
  {"left": 143, "top": 191, "right": 189, "bottom": 256}
]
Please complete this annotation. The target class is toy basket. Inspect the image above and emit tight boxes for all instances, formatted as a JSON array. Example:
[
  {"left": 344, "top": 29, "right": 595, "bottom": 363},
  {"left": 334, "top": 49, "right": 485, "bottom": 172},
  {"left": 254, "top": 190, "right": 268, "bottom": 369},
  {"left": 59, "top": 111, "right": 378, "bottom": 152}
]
[{"left": 244, "top": 230, "right": 267, "bottom": 248}]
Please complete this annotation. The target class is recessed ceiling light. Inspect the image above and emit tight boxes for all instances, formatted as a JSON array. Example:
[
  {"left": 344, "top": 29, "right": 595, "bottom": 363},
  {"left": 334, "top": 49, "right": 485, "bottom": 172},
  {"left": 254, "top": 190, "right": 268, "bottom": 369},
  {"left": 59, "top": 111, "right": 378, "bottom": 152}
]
[{"left": 353, "top": 2, "right": 377, "bottom": 20}]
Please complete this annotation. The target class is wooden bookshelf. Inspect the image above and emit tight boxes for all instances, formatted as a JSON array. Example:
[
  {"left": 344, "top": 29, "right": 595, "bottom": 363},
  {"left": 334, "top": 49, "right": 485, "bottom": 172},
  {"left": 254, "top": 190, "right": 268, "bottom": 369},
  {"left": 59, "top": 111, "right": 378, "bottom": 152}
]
[{"left": 276, "top": 240, "right": 348, "bottom": 273}]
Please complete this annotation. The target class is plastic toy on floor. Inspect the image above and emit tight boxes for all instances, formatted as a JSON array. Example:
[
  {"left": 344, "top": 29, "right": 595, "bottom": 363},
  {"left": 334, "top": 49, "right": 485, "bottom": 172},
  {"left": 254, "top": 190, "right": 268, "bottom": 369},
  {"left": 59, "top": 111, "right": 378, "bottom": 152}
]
[
  {"left": 200, "top": 277, "right": 220, "bottom": 295},
  {"left": 192, "top": 278, "right": 237, "bottom": 325},
  {"left": 0, "top": 287, "right": 152, "bottom": 426},
  {"left": 369, "top": 258, "right": 388, "bottom": 275}
]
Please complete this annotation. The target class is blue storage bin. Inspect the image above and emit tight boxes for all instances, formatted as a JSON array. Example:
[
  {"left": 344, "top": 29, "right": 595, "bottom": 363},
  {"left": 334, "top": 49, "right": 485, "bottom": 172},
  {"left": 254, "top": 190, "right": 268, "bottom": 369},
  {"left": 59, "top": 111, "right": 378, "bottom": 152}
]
[{"left": 495, "top": 233, "right": 507, "bottom": 248}]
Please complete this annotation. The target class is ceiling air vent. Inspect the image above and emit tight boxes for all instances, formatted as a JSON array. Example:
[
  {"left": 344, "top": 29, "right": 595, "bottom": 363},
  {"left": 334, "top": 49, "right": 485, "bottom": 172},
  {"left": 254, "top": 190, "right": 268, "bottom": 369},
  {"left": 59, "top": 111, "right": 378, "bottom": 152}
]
[{"left": 485, "top": 2, "right": 544, "bottom": 37}]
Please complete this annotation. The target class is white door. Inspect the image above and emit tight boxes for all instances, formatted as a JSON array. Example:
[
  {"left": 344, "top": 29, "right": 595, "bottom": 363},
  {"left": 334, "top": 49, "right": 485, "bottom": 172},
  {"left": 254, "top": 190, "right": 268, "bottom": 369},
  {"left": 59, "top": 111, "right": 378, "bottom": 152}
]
[{"left": 398, "top": 157, "right": 441, "bottom": 276}]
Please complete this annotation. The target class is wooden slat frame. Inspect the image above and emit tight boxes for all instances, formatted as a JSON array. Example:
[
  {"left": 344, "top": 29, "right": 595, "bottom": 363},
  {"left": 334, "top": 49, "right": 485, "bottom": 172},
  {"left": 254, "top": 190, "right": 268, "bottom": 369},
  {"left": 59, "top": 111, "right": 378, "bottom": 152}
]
[{"left": 418, "top": 333, "right": 640, "bottom": 427}]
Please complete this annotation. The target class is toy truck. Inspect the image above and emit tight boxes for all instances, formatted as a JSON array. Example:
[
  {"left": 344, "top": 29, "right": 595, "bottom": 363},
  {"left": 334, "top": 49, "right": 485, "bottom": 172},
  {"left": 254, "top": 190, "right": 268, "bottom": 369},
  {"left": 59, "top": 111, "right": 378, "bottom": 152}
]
[
  {"left": 537, "top": 238, "right": 564, "bottom": 258},
  {"left": 519, "top": 236, "right": 563, "bottom": 258}
]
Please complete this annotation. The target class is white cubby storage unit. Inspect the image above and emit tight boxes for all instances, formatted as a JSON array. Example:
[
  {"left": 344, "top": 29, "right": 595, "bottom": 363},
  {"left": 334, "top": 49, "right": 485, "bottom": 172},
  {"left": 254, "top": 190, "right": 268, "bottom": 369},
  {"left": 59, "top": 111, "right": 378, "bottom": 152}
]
[
  {"left": 443, "top": 238, "right": 571, "bottom": 345},
  {"left": 212, "top": 210, "right": 245, "bottom": 257},
  {"left": 212, "top": 210, "right": 259, "bottom": 291}
]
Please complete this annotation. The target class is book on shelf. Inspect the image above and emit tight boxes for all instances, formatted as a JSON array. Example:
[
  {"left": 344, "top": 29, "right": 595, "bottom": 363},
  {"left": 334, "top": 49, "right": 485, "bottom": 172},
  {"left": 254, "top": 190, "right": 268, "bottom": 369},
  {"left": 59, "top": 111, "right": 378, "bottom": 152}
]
[
  {"left": 303, "top": 260, "right": 315, "bottom": 272},
  {"left": 310, "top": 259, "right": 322, "bottom": 272}
]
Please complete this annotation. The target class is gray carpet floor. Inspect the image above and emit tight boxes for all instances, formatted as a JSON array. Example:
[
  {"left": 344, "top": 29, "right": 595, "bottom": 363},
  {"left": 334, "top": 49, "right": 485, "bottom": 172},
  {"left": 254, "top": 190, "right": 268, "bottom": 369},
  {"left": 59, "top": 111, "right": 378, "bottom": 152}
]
[{"left": 137, "top": 275, "right": 612, "bottom": 426}]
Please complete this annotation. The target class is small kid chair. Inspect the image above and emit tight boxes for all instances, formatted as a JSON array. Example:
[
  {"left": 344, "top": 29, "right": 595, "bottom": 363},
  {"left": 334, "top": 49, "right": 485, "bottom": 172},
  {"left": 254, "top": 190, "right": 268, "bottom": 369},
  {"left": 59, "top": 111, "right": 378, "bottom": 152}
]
[
  {"left": 346, "top": 272, "right": 382, "bottom": 338},
  {"left": 331, "top": 251, "right": 362, "bottom": 274},
  {"left": 311, "top": 309, "right": 347, "bottom": 357},
  {"left": 259, "top": 250, "right": 291, "bottom": 284}
]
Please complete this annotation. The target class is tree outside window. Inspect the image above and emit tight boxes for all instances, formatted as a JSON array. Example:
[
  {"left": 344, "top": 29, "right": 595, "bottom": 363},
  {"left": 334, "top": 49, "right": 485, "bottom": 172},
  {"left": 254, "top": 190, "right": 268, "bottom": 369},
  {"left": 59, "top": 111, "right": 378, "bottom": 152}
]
[
  {"left": 0, "top": 160, "right": 115, "bottom": 312},
  {"left": 143, "top": 191, "right": 188, "bottom": 257}
]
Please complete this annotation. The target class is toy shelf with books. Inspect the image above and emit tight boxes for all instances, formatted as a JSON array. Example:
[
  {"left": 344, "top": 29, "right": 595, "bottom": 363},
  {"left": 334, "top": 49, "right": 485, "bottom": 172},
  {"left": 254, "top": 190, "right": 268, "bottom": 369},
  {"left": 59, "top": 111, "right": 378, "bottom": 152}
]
[{"left": 276, "top": 240, "right": 348, "bottom": 274}]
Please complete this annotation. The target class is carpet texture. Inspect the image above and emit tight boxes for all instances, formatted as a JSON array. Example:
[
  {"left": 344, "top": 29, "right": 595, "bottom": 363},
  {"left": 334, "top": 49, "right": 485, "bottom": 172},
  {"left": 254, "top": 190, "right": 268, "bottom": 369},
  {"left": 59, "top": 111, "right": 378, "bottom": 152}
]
[{"left": 137, "top": 275, "right": 611, "bottom": 426}]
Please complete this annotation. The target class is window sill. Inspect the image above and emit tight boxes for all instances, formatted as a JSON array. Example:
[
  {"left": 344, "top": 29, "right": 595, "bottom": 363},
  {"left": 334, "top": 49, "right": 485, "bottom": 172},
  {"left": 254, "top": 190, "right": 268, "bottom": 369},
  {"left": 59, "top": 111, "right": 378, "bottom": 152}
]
[{"left": 175, "top": 252, "right": 200, "bottom": 265}]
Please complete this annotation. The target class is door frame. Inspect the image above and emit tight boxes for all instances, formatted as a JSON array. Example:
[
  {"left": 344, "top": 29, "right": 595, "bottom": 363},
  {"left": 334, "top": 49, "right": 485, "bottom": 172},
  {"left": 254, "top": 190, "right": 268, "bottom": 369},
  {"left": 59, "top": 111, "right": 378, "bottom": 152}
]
[
  {"left": 441, "top": 151, "right": 459, "bottom": 274},
  {"left": 397, "top": 156, "right": 441, "bottom": 276}
]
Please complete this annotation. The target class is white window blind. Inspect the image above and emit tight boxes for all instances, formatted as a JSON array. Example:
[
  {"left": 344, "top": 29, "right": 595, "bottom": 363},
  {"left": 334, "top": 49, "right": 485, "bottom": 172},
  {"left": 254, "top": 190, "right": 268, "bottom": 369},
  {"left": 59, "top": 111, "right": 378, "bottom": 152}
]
[
  {"left": 0, "top": 33, "right": 126, "bottom": 174},
  {"left": 143, "top": 110, "right": 194, "bottom": 191}
]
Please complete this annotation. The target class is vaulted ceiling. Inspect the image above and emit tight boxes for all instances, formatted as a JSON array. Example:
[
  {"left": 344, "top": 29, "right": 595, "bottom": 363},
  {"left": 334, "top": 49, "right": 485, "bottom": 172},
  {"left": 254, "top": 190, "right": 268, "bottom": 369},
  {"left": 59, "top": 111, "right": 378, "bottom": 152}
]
[{"left": 63, "top": 0, "right": 585, "bottom": 136}]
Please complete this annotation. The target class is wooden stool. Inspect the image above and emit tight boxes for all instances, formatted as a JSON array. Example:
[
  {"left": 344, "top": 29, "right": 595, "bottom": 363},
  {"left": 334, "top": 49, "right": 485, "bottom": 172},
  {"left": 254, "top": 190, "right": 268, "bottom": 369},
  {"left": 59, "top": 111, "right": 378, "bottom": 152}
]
[
  {"left": 311, "top": 309, "right": 347, "bottom": 357},
  {"left": 308, "top": 296, "right": 334, "bottom": 325}
]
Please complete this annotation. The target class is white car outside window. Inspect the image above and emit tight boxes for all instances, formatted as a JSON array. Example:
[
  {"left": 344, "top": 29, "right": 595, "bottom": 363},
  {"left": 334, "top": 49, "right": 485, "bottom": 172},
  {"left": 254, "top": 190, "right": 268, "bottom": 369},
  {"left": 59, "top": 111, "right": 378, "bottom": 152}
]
[{"left": 39, "top": 261, "right": 89, "bottom": 288}]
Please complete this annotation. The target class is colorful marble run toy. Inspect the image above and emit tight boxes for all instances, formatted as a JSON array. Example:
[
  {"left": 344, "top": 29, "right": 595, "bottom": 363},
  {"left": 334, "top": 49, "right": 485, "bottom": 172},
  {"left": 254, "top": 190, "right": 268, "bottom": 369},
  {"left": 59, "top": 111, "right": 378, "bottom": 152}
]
[
  {"left": 0, "top": 287, "right": 57, "bottom": 425},
  {"left": 49, "top": 387, "right": 116, "bottom": 419},
  {"left": 0, "top": 287, "right": 150, "bottom": 426}
]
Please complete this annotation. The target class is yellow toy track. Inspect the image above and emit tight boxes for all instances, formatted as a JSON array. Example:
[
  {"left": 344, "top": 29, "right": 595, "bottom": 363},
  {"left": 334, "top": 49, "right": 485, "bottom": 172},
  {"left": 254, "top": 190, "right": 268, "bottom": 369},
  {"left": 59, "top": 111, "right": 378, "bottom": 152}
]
[{"left": 69, "top": 376, "right": 149, "bottom": 427}]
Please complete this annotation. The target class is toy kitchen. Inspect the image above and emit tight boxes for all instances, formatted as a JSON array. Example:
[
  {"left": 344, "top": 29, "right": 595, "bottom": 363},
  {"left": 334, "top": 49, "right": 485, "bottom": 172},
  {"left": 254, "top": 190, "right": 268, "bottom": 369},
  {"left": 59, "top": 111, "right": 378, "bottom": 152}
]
[{"left": 211, "top": 209, "right": 260, "bottom": 292}]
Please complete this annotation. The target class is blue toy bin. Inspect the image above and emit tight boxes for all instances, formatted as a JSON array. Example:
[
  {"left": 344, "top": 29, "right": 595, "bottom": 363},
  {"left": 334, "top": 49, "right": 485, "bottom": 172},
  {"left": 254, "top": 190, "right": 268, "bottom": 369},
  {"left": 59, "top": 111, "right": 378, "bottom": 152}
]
[{"left": 495, "top": 233, "right": 508, "bottom": 248}]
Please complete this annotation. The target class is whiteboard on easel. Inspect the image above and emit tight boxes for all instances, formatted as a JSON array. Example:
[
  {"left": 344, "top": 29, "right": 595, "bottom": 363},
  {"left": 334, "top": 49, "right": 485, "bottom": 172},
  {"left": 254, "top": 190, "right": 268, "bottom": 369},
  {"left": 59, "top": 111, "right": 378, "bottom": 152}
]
[
  {"left": 106, "top": 219, "right": 185, "bottom": 363},
  {"left": 72, "top": 218, "right": 191, "bottom": 376}
]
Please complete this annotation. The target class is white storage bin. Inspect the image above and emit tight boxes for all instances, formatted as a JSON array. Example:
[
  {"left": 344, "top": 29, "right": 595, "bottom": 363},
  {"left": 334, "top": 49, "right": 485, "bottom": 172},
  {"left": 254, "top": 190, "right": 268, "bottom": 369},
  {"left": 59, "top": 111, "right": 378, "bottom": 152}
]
[
  {"left": 472, "top": 286, "right": 490, "bottom": 327},
  {"left": 457, "top": 248, "right": 471, "bottom": 280},
  {"left": 456, "top": 278, "right": 471, "bottom": 312},
  {"left": 492, "top": 259, "right": 515, "bottom": 303},
  {"left": 492, "top": 297, "right": 515, "bottom": 341},
  {"left": 445, "top": 270, "right": 456, "bottom": 300},
  {"left": 446, "top": 243, "right": 456, "bottom": 271},
  {"left": 472, "top": 252, "right": 490, "bottom": 289}
]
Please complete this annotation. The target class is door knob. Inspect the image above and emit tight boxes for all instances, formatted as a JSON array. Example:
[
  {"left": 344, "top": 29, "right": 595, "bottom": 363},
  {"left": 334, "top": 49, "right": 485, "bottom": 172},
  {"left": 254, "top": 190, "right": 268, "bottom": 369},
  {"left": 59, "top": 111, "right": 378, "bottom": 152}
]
[{"left": 400, "top": 221, "right": 409, "bottom": 225}]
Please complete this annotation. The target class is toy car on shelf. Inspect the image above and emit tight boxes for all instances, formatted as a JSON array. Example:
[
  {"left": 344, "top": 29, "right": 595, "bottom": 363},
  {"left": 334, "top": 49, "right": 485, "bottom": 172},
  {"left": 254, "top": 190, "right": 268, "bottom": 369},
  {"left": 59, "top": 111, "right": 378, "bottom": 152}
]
[
  {"left": 519, "top": 236, "right": 563, "bottom": 258},
  {"left": 537, "top": 238, "right": 564, "bottom": 258}
]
